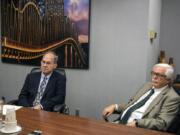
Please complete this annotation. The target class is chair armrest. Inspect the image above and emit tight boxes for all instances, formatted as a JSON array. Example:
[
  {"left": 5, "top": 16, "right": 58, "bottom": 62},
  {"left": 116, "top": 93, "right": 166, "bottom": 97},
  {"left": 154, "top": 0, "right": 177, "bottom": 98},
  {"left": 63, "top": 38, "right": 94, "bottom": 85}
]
[
  {"left": 7, "top": 99, "right": 18, "bottom": 105},
  {"left": 53, "top": 104, "right": 69, "bottom": 115},
  {"left": 167, "top": 110, "right": 180, "bottom": 133},
  {"left": 103, "top": 110, "right": 122, "bottom": 122}
]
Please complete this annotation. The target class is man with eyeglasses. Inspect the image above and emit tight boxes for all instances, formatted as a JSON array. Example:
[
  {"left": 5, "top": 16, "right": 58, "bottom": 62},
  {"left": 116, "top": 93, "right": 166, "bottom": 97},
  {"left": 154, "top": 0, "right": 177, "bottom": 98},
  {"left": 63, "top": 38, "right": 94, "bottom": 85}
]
[
  {"left": 18, "top": 51, "right": 66, "bottom": 111},
  {"left": 102, "top": 63, "right": 180, "bottom": 131}
]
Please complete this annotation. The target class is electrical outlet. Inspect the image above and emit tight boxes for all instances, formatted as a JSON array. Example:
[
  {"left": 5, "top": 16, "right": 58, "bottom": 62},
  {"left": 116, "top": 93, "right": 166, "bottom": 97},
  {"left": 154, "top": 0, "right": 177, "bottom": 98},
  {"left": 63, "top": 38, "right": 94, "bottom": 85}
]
[{"left": 75, "top": 109, "right": 79, "bottom": 116}]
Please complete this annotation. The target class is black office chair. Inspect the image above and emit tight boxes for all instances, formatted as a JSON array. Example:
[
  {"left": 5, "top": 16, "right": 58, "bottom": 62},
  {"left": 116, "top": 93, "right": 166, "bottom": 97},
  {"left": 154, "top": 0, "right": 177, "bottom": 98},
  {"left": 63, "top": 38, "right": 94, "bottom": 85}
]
[
  {"left": 167, "top": 109, "right": 180, "bottom": 134},
  {"left": 7, "top": 67, "right": 69, "bottom": 115},
  {"left": 166, "top": 86, "right": 180, "bottom": 134},
  {"left": 102, "top": 110, "right": 121, "bottom": 123},
  {"left": 30, "top": 67, "right": 66, "bottom": 77}
]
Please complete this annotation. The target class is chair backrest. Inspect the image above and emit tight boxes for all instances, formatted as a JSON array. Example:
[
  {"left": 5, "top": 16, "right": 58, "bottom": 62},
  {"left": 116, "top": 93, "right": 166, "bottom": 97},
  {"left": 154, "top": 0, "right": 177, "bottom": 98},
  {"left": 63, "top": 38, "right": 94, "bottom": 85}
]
[
  {"left": 30, "top": 67, "right": 66, "bottom": 77},
  {"left": 167, "top": 88, "right": 180, "bottom": 134}
]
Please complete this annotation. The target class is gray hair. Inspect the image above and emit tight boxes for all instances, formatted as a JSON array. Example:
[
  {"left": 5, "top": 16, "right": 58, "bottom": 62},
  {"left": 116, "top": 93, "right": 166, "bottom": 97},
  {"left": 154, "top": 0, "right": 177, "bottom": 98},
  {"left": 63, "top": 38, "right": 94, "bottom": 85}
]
[
  {"left": 153, "top": 63, "right": 174, "bottom": 80},
  {"left": 43, "top": 51, "right": 58, "bottom": 64}
]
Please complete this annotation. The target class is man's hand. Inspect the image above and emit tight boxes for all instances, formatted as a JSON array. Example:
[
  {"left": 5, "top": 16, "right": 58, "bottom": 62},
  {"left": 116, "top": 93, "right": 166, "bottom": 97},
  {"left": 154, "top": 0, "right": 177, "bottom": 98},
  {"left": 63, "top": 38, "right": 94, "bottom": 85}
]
[
  {"left": 126, "top": 121, "right": 136, "bottom": 127},
  {"left": 102, "top": 104, "right": 116, "bottom": 117},
  {"left": 33, "top": 104, "right": 42, "bottom": 110}
]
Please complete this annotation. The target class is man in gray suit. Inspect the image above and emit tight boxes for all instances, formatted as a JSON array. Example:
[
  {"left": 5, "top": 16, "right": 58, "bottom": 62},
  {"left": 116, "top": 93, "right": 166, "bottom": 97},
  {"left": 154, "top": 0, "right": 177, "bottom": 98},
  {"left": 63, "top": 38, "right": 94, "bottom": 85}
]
[{"left": 102, "top": 63, "right": 180, "bottom": 131}]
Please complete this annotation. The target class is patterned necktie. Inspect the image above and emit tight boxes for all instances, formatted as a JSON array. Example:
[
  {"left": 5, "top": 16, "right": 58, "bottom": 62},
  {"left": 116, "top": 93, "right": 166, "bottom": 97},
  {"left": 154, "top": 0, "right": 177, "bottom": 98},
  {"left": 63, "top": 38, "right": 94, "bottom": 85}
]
[
  {"left": 120, "top": 89, "right": 155, "bottom": 124},
  {"left": 33, "top": 76, "right": 47, "bottom": 106}
]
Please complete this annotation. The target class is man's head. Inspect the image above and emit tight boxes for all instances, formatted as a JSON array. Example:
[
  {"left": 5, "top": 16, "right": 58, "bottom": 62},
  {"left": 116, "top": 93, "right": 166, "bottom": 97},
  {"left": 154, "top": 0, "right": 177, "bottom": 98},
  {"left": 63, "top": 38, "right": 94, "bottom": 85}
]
[
  {"left": 41, "top": 51, "right": 58, "bottom": 75},
  {"left": 151, "top": 63, "right": 174, "bottom": 88}
]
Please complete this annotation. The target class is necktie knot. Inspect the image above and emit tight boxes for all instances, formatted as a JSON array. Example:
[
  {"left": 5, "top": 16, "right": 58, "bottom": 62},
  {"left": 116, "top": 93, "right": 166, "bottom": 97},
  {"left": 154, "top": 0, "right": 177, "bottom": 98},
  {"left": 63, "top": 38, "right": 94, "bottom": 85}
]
[
  {"left": 43, "top": 76, "right": 47, "bottom": 81},
  {"left": 150, "top": 89, "right": 154, "bottom": 94}
]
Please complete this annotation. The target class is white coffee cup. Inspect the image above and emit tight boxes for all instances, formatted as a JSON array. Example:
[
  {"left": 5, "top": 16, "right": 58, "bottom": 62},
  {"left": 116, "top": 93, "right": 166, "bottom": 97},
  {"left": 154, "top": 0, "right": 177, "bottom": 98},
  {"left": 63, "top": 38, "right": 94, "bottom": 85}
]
[{"left": 4, "top": 120, "right": 17, "bottom": 131}]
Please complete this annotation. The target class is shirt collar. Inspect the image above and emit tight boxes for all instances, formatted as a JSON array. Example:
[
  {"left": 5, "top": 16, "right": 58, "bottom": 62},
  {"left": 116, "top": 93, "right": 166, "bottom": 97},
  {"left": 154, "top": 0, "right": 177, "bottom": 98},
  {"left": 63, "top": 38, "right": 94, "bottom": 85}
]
[
  {"left": 152, "top": 85, "right": 168, "bottom": 92},
  {"left": 41, "top": 72, "right": 52, "bottom": 79}
]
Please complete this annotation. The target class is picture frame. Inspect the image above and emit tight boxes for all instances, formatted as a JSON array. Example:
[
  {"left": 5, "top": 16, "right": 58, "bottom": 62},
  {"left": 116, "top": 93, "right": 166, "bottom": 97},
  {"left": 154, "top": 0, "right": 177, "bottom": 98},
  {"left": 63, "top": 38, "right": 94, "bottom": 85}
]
[{"left": 1, "top": 0, "right": 90, "bottom": 69}]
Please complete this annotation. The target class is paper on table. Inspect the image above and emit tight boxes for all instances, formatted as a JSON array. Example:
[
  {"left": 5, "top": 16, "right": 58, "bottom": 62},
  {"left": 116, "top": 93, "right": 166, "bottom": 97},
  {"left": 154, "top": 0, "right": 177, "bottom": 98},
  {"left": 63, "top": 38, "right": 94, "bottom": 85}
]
[{"left": 3, "top": 105, "right": 22, "bottom": 115}]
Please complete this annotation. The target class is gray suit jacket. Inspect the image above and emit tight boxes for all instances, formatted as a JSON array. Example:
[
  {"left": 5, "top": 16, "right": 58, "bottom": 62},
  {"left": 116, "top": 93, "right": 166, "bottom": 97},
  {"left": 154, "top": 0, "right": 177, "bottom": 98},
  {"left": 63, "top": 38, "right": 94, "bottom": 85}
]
[{"left": 118, "top": 82, "right": 180, "bottom": 131}]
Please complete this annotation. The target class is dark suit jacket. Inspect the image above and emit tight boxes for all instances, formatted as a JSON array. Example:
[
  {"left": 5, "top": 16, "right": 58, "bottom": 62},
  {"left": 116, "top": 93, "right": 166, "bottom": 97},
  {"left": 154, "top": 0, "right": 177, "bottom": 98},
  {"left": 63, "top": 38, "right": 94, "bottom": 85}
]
[
  {"left": 118, "top": 82, "right": 180, "bottom": 131},
  {"left": 18, "top": 71, "right": 66, "bottom": 111}
]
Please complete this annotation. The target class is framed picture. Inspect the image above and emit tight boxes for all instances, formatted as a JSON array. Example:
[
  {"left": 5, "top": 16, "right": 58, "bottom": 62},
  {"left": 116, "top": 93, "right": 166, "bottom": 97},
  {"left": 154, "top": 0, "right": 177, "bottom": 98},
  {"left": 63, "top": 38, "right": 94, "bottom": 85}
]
[{"left": 1, "top": 0, "right": 90, "bottom": 69}]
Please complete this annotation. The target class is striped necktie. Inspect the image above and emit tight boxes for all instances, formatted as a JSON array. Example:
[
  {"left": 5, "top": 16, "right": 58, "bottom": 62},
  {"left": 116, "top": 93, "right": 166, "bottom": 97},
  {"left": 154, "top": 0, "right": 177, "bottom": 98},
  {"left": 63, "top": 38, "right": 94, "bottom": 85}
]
[
  {"left": 33, "top": 76, "right": 47, "bottom": 106},
  {"left": 120, "top": 89, "right": 154, "bottom": 124}
]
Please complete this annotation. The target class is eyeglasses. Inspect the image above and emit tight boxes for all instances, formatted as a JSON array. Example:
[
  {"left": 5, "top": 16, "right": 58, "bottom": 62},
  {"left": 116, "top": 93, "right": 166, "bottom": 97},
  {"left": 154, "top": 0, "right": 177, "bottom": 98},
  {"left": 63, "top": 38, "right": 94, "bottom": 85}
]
[
  {"left": 151, "top": 71, "right": 166, "bottom": 79},
  {"left": 41, "top": 60, "right": 53, "bottom": 65}
]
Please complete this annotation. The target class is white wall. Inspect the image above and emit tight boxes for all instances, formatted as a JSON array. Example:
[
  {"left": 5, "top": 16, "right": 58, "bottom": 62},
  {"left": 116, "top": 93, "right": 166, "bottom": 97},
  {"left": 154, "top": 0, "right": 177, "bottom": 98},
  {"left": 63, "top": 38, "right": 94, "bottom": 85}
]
[
  {"left": 0, "top": 0, "right": 161, "bottom": 119},
  {"left": 66, "top": 0, "right": 151, "bottom": 119},
  {"left": 160, "top": 0, "right": 180, "bottom": 76},
  {"left": 146, "top": 0, "right": 162, "bottom": 79}
]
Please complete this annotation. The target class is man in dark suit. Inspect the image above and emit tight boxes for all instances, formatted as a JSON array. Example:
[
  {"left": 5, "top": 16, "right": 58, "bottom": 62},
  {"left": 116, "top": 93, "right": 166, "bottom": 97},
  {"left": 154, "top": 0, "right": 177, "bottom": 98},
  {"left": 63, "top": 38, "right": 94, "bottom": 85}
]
[
  {"left": 18, "top": 51, "right": 66, "bottom": 111},
  {"left": 102, "top": 63, "right": 180, "bottom": 131}
]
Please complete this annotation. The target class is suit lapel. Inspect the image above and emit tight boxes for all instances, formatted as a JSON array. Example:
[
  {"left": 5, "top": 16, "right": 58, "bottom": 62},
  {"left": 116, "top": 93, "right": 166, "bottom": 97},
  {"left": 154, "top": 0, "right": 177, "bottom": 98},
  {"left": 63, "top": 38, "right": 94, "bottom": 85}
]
[
  {"left": 34, "top": 73, "right": 41, "bottom": 94},
  {"left": 142, "top": 87, "right": 169, "bottom": 117},
  {"left": 127, "top": 84, "right": 152, "bottom": 107}
]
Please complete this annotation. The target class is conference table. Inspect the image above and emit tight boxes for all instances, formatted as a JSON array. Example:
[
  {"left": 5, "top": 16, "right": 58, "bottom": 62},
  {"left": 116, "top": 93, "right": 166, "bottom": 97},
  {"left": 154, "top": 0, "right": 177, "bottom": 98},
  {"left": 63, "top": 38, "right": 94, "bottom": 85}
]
[{"left": 10, "top": 108, "right": 174, "bottom": 135}]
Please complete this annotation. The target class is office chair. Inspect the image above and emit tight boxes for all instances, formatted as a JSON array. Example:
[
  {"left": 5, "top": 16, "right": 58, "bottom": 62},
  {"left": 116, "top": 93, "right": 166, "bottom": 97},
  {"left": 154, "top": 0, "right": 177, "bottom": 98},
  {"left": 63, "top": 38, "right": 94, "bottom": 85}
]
[
  {"left": 30, "top": 67, "right": 66, "bottom": 76},
  {"left": 7, "top": 67, "right": 69, "bottom": 115},
  {"left": 166, "top": 86, "right": 180, "bottom": 134},
  {"left": 102, "top": 110, "right": 121, "bottom": 123},
  {"left": 167, "top": 109, "right": 180, "bottom": 134}
]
